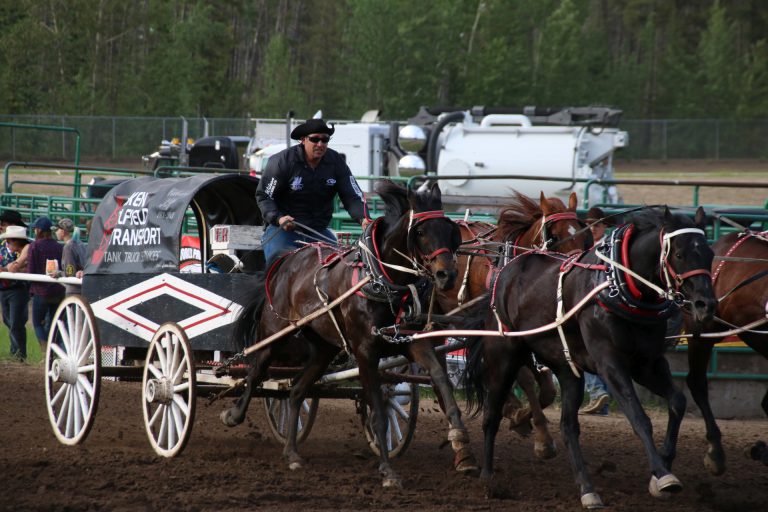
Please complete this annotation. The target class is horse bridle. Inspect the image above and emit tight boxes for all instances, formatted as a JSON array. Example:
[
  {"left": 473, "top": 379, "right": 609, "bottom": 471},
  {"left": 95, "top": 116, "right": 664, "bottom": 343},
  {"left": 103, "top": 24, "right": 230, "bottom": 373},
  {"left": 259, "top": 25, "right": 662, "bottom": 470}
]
[
  {"left": 405, "top": 209, "right": 458, "bottom": 267},
  {"left": 537, "top": 211, "right": 586, "bottom": 251},
  {"left": 659, "top": 227, "right": 712, "bottom": 291}
]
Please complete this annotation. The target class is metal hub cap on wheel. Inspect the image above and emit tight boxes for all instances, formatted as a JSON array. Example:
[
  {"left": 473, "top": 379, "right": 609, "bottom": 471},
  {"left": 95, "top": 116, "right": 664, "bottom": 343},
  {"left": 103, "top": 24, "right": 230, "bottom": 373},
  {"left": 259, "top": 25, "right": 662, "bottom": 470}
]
[
  {"left": 51, "top": 358, "right": 78, "bottom": 385},
  {"left": 145, "top": 378, "right": 174, "bottom": 404}
]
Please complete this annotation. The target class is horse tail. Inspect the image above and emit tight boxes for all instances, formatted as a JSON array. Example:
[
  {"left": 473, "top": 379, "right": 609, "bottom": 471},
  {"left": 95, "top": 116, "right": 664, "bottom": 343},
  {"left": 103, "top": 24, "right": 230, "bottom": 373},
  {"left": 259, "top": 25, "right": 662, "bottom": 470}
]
[
  {"left": 233, "top": 271, "right": 268, "bottom": 350},
  {"left": 462, "top": 334, "right": 487, "bottom": 418},
  {"left": 459, "top": 295, "right": 492, "bottom": 418}
]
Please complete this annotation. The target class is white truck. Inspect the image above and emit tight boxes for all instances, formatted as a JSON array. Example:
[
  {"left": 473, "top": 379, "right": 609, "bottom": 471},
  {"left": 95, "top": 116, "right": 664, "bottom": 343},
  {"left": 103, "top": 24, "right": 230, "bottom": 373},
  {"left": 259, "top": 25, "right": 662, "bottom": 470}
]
[{"left": 246, "top": 106, "right": 628, "bottom": 208}]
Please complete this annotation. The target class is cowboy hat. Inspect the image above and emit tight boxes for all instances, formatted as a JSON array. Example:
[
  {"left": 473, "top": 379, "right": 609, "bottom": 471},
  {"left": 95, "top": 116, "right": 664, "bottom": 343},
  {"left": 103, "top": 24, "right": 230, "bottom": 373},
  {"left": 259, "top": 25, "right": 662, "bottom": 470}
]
[
  {"left": 585, "top": 206, "right": 617, "bottom": 227},
  {"left": 0, "top": 225, "right": 32, "bottom": 242},
  {"left": 0, "top": 210, "right": 27, "bottom": 227},
  {"left": 290, "top": 118, "right": 335, "bottom": 140}
]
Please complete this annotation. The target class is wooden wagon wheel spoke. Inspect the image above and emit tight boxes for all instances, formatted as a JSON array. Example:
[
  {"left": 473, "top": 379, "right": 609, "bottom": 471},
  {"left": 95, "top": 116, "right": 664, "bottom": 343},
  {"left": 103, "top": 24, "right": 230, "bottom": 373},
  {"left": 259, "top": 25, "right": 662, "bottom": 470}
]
[{"left": 45, "top": 296, "right": 101, "bottom": 446}]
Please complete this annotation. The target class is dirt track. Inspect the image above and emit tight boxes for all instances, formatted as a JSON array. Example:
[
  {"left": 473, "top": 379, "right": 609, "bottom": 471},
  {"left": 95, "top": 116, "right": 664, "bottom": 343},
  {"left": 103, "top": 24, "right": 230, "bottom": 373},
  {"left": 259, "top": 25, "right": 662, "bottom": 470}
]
[{"left": 1, "top": 361, "right": 766, "bottom": 512}]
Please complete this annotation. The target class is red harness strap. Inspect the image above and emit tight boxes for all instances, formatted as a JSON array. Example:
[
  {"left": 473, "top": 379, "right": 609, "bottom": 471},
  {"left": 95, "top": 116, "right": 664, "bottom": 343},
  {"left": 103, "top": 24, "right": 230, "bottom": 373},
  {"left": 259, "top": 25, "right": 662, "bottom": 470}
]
[
  {"left": 620, "top": 225, "right": 645, "bottom": 300},
  {"left": 711, "top": 232, "right": 764, "bottom": 285}
]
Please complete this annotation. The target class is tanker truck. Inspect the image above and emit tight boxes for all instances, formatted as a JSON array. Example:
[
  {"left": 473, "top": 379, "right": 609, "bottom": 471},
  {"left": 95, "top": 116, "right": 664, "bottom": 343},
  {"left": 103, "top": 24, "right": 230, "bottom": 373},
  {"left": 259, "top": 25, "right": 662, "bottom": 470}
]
[
  {"left": 392, "top": 106, "right": 627, "bottom": 209},
  {"left": 246, "top": 105, "right": 628, "bottom": 209}
]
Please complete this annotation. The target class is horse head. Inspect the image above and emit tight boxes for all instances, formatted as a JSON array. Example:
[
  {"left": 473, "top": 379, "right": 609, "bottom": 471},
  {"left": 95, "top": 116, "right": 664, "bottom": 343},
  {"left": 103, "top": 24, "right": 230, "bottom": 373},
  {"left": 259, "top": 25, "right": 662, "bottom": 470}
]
[
  {"left": 660, "top": 206, "right": 717, "bottom": 328},
  {"left": 372, "top": 180, "right": 460, "bottom": 290},
  {"left": 539, "top": 191, "right": 592, "bottom": 253},
  {"left": 405, "top": 181, "right": 461, "bottom": 290}
]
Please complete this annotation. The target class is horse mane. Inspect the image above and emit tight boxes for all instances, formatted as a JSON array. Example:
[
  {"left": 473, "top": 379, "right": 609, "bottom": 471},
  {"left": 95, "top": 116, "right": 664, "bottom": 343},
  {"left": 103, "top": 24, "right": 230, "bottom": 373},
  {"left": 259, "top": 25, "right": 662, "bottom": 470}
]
[
  {"left": 627, "top": 207, "right": 694, "bottom": 232},
  {"left": 376, "top": 180, "right": 409, "bottom": 227},
  {"left": 496, "top": 192, "right": 543, "bottom": 242},
  {"left": 375, "top": 180, "right": 444, "bottom": 236}
]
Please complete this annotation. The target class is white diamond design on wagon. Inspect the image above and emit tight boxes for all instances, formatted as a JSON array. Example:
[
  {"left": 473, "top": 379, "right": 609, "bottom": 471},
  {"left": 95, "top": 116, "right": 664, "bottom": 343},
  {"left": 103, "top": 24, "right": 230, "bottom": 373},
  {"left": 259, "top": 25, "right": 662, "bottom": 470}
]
[{"left": 91, "top": 273, "right": 243, "bottom": 342}]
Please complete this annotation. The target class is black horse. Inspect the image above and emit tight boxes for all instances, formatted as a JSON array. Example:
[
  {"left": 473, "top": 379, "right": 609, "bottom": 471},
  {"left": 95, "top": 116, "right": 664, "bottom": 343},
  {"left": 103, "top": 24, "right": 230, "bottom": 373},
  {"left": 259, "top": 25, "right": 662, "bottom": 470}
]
[
  {"left": 222, "top": 180, "right": 478, "bottom": 487},
  {"left": 465, "top": 207, "right": 717, "bottom": 508}
]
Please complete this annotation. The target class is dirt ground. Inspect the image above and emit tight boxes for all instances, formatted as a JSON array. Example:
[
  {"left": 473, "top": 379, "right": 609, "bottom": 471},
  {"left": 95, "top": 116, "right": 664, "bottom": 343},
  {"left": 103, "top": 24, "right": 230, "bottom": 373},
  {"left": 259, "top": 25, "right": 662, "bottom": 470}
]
[{"left": 1, "top": 361, "right": 766, "bottom": 512}]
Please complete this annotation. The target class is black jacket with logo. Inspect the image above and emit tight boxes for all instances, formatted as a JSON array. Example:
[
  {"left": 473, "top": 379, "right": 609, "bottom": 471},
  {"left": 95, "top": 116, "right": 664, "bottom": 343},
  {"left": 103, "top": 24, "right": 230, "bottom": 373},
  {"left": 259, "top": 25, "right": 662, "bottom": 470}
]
[{"left": 256, "top": 144, "right": 367, "bottom": 230}]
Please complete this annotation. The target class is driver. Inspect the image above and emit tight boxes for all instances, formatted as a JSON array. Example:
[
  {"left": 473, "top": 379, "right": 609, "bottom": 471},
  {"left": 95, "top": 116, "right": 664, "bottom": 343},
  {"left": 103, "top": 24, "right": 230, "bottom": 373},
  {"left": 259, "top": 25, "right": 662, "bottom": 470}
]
[{"left": 256, "top": 118, "right": 370, "bottom": 263}]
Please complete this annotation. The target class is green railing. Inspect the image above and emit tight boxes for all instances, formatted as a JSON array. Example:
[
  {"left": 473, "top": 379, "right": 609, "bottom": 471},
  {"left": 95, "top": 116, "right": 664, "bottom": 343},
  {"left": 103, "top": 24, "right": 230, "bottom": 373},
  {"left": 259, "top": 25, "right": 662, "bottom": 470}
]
[
  {"left": 0, "top": 123, "right": 82, "bottom": 196},
  {"left": 670, "top": 345, "right": 768, "bottom": 381}
]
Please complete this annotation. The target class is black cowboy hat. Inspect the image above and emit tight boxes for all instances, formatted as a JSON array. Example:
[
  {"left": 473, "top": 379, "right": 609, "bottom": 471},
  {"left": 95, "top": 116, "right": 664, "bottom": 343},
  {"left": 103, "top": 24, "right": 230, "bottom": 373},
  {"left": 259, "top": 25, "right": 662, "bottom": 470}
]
[
  {"left": 290, "top": 118, "right": 335, "bottom": 140},
  {"left": 585, "top": 206, "right": 617, "bottom": 227},
  {"left": 0, "top": 209, "right": 27, "bottom": 227}
]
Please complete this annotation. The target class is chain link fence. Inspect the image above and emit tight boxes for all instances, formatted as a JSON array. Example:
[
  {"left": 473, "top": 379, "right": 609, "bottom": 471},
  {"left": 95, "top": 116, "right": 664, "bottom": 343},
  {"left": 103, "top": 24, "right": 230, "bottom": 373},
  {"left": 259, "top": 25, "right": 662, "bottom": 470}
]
[{"left": 1, "top": 115, "right": 768, "bottom": 162}]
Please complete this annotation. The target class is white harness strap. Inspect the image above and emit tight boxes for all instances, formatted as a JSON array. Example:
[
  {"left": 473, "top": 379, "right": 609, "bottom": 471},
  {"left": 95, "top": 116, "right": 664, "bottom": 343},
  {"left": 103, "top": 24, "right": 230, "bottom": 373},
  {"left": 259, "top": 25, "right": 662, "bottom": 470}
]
[
  {"left": 660, "top": 227, "right": 706, "bottom": 291},
  {"left": 556, "top": 269, "right": 582, "bottom": 377},
  {"left": 314, "top": 273, "right": 351, "bottom": 354}
]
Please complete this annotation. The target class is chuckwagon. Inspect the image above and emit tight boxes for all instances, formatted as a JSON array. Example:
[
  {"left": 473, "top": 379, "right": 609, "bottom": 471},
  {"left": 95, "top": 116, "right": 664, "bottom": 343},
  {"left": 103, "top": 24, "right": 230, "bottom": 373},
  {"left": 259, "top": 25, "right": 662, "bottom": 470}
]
[{"left": 43, "top": 173, "right": 432, "bottom": 458}]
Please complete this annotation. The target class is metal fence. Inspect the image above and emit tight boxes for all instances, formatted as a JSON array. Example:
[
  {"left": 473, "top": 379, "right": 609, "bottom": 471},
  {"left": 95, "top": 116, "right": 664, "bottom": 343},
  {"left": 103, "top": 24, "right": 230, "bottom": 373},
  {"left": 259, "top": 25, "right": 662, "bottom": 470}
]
[{"left": 1, "top": 114, "right": 768, "bottom": 162}]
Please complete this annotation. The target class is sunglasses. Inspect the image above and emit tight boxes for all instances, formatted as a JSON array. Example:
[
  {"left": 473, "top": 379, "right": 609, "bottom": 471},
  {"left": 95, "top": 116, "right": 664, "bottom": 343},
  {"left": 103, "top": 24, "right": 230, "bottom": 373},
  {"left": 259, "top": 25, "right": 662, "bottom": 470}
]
[{"left": 307, "top": 136, "right": 330, "bottom": 144}]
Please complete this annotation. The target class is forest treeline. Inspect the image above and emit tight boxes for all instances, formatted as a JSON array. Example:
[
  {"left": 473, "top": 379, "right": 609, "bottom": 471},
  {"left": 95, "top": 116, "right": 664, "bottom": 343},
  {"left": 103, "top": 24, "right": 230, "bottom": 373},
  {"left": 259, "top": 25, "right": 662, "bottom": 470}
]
[{"left": 1, "top": 0, "right": 767, "bottom": 121}]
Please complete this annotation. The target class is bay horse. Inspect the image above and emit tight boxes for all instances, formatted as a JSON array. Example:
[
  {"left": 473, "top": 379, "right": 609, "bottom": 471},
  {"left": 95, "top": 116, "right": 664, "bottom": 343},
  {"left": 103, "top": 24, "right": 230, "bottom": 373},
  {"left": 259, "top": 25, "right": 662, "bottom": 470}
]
[
  {"left": 437, "top": 191, "right": 591, "bottom": 460},
  {"left": 465, "top": 207, "right": 717, "bottom": 508},
  {"left": 686, "top": 229, "right": 768, "bottom": 472},
  {"left": 222, "top": 180, "right": 477, "bottom": 487}
]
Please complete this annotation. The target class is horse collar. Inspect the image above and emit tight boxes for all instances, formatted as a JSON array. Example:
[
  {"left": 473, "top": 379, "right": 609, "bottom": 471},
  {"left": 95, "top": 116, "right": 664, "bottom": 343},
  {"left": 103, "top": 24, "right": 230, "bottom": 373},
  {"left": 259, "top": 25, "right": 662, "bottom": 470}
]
[{"left": 597, "top": 225, "right": 677, "bottom": 323}]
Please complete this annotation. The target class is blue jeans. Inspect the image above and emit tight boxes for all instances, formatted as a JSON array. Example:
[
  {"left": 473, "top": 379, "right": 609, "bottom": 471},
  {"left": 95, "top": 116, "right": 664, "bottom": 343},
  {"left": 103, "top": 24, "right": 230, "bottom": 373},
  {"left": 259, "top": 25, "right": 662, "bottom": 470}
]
[
  {"left": 262, "top": 224, "right": 337, "bottom": 265},
  {"left": 584, "top": 372, "right": 609, "bottom": 401},
  {"left": 1, "top": 285, "right": 30, "bottom": 359},
  {"left": 32, "top": 294, "right": 64, "bottom": 344}
]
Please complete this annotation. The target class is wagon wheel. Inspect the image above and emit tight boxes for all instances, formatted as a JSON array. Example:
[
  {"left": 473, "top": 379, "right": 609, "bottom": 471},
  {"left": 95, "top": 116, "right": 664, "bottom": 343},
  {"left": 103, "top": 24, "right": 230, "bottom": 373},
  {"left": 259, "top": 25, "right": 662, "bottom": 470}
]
[
  {"left": 263, "top": 396, "right": 319, "bottom": 445},
  {"left": 362, "top": 362, "right": 420, "bottom": 458},
  {"left": 142, "top": 323, "right": 196, "bottom": 458},
  {"left": 45, "top": 296, "right": 101, "bottom": 445}
]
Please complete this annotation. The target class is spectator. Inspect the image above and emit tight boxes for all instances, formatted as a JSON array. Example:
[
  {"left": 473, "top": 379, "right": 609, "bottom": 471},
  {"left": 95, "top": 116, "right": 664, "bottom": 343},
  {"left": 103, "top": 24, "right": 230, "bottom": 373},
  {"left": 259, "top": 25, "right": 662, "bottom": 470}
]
[
  {"left": 580, "top": 207, "right": 615, "bottom": 415},
  {"left": 27, "top": 217, "right": 65, "bottom": 351},
  {"left": 53, "top": 218, "right": 86, "bottom": 296},
  {"left": 0, "top": 212, "right": 31, "bottom": 361}
]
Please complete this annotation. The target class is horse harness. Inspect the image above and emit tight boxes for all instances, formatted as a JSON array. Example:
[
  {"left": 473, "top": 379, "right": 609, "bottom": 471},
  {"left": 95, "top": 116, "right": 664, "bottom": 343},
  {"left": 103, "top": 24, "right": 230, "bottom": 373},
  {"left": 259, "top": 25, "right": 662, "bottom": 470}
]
[
  {"left": 264, "top": 210, "right": 457, "bottom": 351},
  {"left": 491, "top": 223, "right": 710, "bottom": 377}
]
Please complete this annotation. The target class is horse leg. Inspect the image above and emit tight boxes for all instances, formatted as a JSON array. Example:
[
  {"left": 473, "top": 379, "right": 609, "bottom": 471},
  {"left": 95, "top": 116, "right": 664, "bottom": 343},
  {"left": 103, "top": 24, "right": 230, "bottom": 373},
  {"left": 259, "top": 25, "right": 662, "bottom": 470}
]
[
  {"left": 685, "top": 335, "right": 725, "bottom": 475},
  {"left": 220, "top": 348, "right": 273, "bottom": 427},
  {"left": 359, "top": 355, "right": 402, "bottom": 488},
  {"left": 515, "top": 364, "right": 557, "bottom": 460},
  {"left": 281, "top": 339, "right": 339, "bottom": 470},
  {"left": 635, "top": 355, "right": 688, "bottom": 474},
  {"left": 600, "top": 360, "right": 684, "bottom": 500},
  {"left": 480, "top": 343, "right": 524, "bottom": 491},
  {"left": 408, "top": 340, "right": 478, "bottom": 474},
  {"left": 558, "top": 371, "right": 604, "bottom": 509}
]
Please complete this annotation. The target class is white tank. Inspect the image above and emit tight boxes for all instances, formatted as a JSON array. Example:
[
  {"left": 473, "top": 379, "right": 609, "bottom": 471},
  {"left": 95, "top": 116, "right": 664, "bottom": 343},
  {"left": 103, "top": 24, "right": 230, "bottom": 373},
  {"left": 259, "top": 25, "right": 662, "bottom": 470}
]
[{"left": 427, "top": 112, "right": 627, "bottom": 207}]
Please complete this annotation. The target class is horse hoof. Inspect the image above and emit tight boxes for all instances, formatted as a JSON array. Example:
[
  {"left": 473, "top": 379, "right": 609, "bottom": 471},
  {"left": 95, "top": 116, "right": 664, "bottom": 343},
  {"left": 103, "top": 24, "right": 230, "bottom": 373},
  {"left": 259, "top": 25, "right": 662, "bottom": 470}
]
[
  {"left": 649, "top": 474, "right": 682, "bottom": 498},
  {"left": 747, "top": 440, "right": 767, "bottom": 461},
  {"left": 454, "top": 446, "right": 480, "bottom": 475},
  {"left": 534, "top": 440, "right": 557, "bottom": 460},
  {"left": 288, "top": 461, "right": 303, "bottom": 471},
  {"left": 382, "top": 476, "right": 403, "bottom": 489},
  {"left": 580, "top": 492, "right": 605, "bottom": 509},
  {"left": 219, "top": 409, "right": 241, "bottom": 427},
  {"left": 703, "top": 451, "right": 725, "bottom": 476}
]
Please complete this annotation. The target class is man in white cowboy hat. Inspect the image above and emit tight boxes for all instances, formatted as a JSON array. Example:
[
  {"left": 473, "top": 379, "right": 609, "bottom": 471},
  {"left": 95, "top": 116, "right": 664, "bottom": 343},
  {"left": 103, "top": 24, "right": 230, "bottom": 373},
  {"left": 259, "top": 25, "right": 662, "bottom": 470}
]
[
  {"left": 0, "top": 214, "right": 31, "bottom": 361},
  {"left": 255, "top": 118, "right": 370, "bottom": 263}
]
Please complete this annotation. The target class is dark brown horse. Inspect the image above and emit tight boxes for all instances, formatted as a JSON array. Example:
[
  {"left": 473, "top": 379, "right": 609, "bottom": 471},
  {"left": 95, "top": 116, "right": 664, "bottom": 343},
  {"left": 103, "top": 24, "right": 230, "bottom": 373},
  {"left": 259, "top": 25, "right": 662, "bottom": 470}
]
[
  {"left": 223, "top": 180, "right": 477, "bottom": 487},
  {"left": 465, "top": 207, "right": 717, "bottom": 508},
  {"left": 437, "top": 191, "right": 590, "bottom": 459},
  {"left": 686, "top": 229, "right": 768, "bottom": 472}
]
